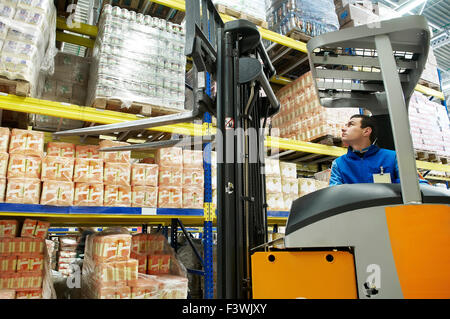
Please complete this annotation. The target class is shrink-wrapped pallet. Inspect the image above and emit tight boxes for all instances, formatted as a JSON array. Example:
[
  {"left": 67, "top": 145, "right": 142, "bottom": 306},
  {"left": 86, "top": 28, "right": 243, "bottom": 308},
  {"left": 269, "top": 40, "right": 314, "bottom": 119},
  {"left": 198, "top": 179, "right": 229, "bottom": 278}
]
[
  {"left": 7, "top": 154, "right": 41, "bottom": 179},
  {"left": 73, "top": 183, "right": 104, "bottom": 206},
  {"left": 131, "top": 163, "right": 158, "bottom": 186},
  {"left": 8, "top": 129, "right": 44, "bottom": 158},
  {"left": 0, "top": 0, "right": 57, "bottom": 97},
  {"left": 41, "top": 156, "right": 74, "bottom": 182},
  {"left": 5, "top": 178, "right": 41, "bottom": 204},
  {"left": 40, "top": 181, "right": 74, "bottom": 206}
]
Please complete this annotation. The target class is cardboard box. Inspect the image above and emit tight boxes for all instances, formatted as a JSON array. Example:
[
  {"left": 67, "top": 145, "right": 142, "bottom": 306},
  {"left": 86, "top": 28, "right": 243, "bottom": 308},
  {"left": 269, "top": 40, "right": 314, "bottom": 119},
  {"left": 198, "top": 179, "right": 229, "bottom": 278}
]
[
  {"left": 156, "top": 148, "right": 183, "bottom": 168},
  {"left": 131, "top": 186, "right": 158, "bottom": 208},
  {"left": 159, "top": 167, "right": 183, "bottom": 186},
  {"left": 158, "top": 186, "right": 182, "bottom": 208},
  {"left": 280, "top": 162, "right": 297, "bottom": 178},
  {"left": 265, "top": 159, "right": 281, "bottom": 177},
  {"left": 182, "top": 150, "right": 203, "bottom": 168},
  {"left": 0, "top": 152, "right": 8, "bottom": 178},
  {"left": 73, "top": 158, "right": 104, "bottom": 183},
  {"left": 21, "top": 219, "right": 37, "bottom": 238},
  {"left": 5, "top": 179, "right": 41, "bottom": 204},
  {"left": 7, "top": 155, "right": 41, "bottom": 179},
  {"left": 131, "top": 163, "right": 158, "bottom": 186},
  {"left": 74, "top": 183, "right": 104, "bottom": 206},
  {"left": 0, "top": 178, "right": 5, "bottom": 202},
  {"left": 147, "top": 255, "right": 171, "bottom": 275},
  {"left": 266, "top": 193, "right": 285, "bottom": 211},
  {"left": 182, "top": 186, "right": 204, "bottom": 209},
  {"left": 41, "top": 156, "right": 74, "bottom": 182},
  {"left": 0, "top": 220, "right": 18, "bottom": 237},
  {"left": 182, "top": 168, "right": 204, "bottom": 186},
  {"left": 33, "top": 221, "right": 50, "bottom": 239},
  {"left": 9, "top": 129, "right": 44, "bottom": 158},
  {"left": 104, "top": 185, "right": 132, "bottom": 207},
  {"left": 99, "top": 140, "right": 131, "bottom": 163},
  {"left": 75, "top": 145, "right": 100, "bottom": 159},
  {"left": 337, "top": 4, "right": 379, "bottom": 27},
  {"left": 104, "top": 162, "right": 131, "bottom": 186},
  {"left": 281, "top": 178, "right": 299, "bottom": 195},
  {"left": 266, "top": 176, "right": 282, "bottom": 194},
  {"left": 0, "top": 127, "right": 10, "bottom": 153},
  {"left": 46, "top": 142, "right": 75, "bottom": 158}
]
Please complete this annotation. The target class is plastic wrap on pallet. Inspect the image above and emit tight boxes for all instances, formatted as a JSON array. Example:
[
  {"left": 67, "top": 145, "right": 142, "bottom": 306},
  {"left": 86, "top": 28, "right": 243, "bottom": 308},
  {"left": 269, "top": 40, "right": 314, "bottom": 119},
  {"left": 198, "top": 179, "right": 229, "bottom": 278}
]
[
  {"left": 271, "top": 71, "right": 355, "bottom": 142},
  {"left": 211, "top": 0, "right": 267, "bottom": 21},
  {"left": 0, "top": 0, "right": 57, "bottom": 97},
  {"left": 81, "top": 228, "right": 187, "bottom": 299},
  {"left": 266, "top": 0, "right": 339, "bottom": 38},
  {"left": 408, "top": 91, "right": 450, "bottom": 157},
  {"left": 86, "top": 5, "right": 186, "bottom": 110}
]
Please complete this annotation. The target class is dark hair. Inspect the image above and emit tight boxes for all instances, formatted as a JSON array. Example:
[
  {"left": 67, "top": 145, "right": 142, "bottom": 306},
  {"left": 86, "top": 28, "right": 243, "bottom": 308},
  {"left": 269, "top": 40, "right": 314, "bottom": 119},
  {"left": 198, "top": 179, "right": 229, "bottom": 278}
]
[{"left": 350, "top": 114, "right": 377, "bottom": 143}]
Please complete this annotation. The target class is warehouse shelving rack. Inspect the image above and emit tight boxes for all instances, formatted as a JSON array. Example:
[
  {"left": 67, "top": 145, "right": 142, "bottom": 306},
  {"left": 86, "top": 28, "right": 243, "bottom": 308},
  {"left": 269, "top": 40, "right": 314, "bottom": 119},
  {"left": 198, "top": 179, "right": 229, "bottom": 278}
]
[{"left": 0, "top": 0, "right": 448, "bottom": 299}]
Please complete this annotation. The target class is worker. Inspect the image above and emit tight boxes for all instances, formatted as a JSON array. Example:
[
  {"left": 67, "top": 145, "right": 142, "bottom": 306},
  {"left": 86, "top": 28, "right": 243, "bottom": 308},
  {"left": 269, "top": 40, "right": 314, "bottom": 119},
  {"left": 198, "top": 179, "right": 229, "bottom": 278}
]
[{"left": 329, "top": 114, "right": 421, "bottom": 185}]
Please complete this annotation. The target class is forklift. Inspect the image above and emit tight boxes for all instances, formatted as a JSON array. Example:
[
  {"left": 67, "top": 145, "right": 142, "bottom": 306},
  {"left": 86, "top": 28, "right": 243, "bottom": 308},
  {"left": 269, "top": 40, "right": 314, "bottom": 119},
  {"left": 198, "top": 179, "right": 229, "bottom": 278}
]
[{"left": 55, "top": 1, "right": 449, "bottom": 299}]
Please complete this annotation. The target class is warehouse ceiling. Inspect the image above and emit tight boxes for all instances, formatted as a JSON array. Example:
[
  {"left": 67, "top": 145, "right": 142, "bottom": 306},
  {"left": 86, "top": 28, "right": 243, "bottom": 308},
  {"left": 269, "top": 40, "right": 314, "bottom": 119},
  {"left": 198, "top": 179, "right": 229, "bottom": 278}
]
[{"left": 378, "top": 1, "right": 449, "bottom": 72}]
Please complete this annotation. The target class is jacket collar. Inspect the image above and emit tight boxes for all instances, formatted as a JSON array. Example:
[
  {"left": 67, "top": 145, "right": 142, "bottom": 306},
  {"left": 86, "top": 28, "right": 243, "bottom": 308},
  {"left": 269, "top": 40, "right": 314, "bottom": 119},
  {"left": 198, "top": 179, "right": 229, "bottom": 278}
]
[{"left": 347, "top": 144, "right": 380, "bottom": 159}]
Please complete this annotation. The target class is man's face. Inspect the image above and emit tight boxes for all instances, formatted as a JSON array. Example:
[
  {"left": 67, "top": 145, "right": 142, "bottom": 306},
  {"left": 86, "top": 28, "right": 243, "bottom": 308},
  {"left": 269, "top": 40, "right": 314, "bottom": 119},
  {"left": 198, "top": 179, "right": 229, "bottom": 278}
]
[{"left": 342, "top": 117, "right": 371, "bottom": 145}]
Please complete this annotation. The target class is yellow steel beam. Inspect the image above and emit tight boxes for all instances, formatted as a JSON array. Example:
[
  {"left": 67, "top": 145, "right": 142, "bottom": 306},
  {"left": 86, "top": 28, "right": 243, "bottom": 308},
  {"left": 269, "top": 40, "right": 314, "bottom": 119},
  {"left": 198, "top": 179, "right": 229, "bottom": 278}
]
[
  {"left": 0, "top": 212, "right": 208, "bottom": 226},
  {"left": 415, "top": 83, "right": 445, "bottom": 100},
  {"left": 265, "top": 136, "right": 347, "bottom": 157},
  {"left": 416, "top": 160, "right": 450, "bottom": 173},
  {"left": 56, "top": 17, "right": 98, "bottom": 38},
  {"left": 0, "top": 94, "right": 208, "bottom": 136},
  {"left": 426, "top": 175, "right": 450, "bottom": 182},
  {"left": 56, "top": 31, "right": 95, "bottom": 49},
  {"left": 150, "top": 0, "right": 308, "bottom": 53}
]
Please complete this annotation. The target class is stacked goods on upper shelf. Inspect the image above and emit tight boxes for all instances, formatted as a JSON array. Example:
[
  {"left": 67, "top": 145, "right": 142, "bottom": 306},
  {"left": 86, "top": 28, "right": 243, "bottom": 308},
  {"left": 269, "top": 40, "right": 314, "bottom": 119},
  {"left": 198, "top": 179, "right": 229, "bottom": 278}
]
[
  {"left": 266, "top": 0, "right": 339, "bottom": 39},
  {"left": 334, "top": 0, "right": 379, "bottom": 29},
  {"left": 409, "top": 91, "right": 450, "bottom": 158},
  {"left": 182, "top": 150, "right": 204, "bottom": 209},
  {"left": 271, "top": 71, "right": 355, "bottom": 142},
  {"left": 420, "top": 47, "right": 440, "bottom": 89},
  {"left": 0, "top": 218, "right": 55, "bottom": 299},
  {"left": 82, "top": 229, "right": 188, "bottom": 299},
  {"left": 212, "top": 0, "right": 267, "bottom": 22},
  {"left": 31, "top": 52, "right": 90, "bottom": 132},
  {"left": 298, "top": 177, "right": 328, "bottom": 197},
  {"left": 5, "top": 129, "right": 44, "bottom": 204},
  {"left": 87, "top": 4, "right": 186, "bottom": 112},
  {"left": 0, "top": 0, "right": 56, "bottom": 96},
  {"left": 264, "top": 159, "right": 286, "bottom": 211}
]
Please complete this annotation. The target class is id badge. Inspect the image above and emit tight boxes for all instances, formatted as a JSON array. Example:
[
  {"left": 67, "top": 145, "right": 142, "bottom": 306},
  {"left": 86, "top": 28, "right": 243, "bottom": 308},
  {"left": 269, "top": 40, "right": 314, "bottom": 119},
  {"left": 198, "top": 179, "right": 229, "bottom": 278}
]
[{"left": 373, "top": 173, "right": 392, "bottom": 183}]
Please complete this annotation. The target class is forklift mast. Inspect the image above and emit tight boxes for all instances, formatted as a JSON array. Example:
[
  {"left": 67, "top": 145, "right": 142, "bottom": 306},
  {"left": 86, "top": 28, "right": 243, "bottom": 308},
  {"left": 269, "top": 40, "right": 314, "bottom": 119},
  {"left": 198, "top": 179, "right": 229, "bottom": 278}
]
[
  {"left": 184, "top": 0, "right": 280, "bottom": 299},
  {"left": 55, "top": 0, "right": 280, "bottom": 299}
]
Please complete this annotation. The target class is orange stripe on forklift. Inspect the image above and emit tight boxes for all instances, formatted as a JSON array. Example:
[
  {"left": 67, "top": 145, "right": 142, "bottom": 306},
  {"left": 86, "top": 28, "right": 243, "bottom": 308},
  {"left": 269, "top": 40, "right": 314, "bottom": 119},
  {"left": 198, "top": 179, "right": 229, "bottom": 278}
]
[{"left": 385, "top": 204, "right": 450, "bottom": 299}]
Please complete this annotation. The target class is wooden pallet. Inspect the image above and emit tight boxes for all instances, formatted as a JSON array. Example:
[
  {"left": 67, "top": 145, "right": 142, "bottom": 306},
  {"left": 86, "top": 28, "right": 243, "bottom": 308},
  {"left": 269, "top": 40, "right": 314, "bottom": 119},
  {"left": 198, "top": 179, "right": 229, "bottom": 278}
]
[
  {"left": 91, "top": 97, "right": 182, "bottom": 117},
  {"left": 284, "top": 28, "right": 312, "bottom": 43},
  {"left": 0, "top": 77, "right": 30, "bottom": 97},
  {"left": 418, "top": 78, "right": 441, "bottom": 92},
  {"left": 215, "top": 4, "right": 268, "bottom": 29},
  {"left": 414, "top": 149, "right": 440, "bottom": 163}
]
